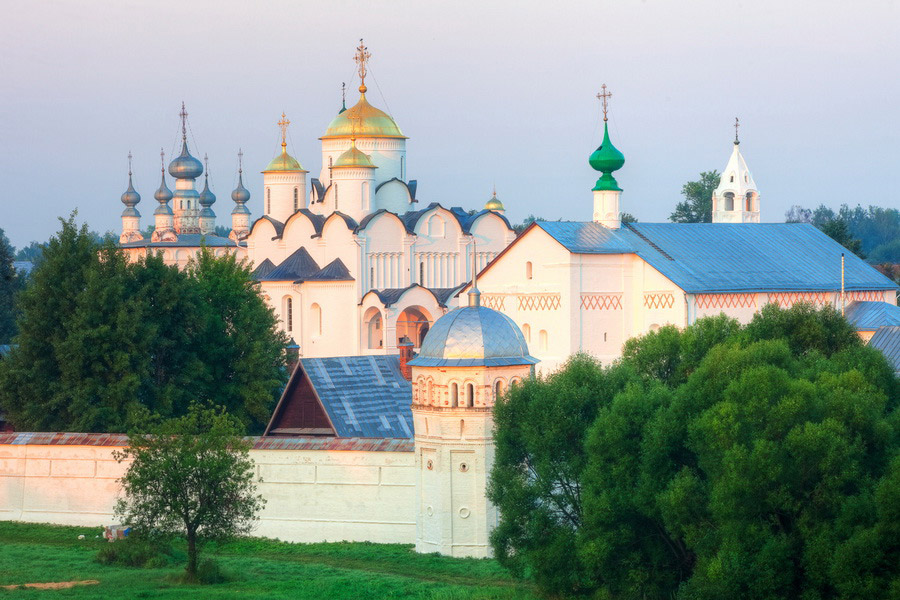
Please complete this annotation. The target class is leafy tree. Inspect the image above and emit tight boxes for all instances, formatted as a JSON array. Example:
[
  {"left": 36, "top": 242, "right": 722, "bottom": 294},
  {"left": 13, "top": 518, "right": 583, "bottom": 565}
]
[
  {"left": 670, "top": 171, "right": 720, "bottom": 223},
  {"left": 490, "top": 304, "right": 900, "bottom": 599},
  {"left": 0, "top": 216, "right": 287, "bottom": 432},
  {"left": 114, "top": 404, "right": 265, "bottom": 579},
  {"left": 820, "top": 218, "right": 864, "bottom": 258},
  {"left": 214, "top": 225, "right": 231, "bottom": 238},
  {"left": 13, "top": 240, "right": 45, "bottom": 264},
  {"left": 0, "top": 228, "right": 25, "bottom": 344},
  {"left": 620, "top": 212, "right": 638, "bottom": 224},
  {"left": 513, "top": 214, "right": 544, "bottom": 235}
]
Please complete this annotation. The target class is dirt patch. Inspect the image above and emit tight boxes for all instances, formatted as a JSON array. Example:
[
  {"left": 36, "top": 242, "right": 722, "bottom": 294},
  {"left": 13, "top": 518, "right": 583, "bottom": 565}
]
[{"left": 1, "top": 579, "right": 100, "bottom": 590}]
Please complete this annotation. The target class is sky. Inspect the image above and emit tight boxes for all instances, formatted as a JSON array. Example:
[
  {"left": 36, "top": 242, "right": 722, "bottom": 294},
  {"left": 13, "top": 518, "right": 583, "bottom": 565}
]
[{"left": 1, "top": 0, "right": 899, "bottom": 249}]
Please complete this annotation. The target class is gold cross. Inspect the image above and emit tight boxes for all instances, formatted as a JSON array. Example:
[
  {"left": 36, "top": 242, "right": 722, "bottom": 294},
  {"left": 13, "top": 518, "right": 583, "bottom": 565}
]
[
  {"left": 278, "top": 112, "right": 290, "bottom": 150},
  {"left": 597, "top": 84, "right": 612, "bottom": 122},
  {"left": 354, "top": 39, "right": 371, "bottom": 91},
  {"left": 734, "top": 117, "right": 740, "bottom": 143}
]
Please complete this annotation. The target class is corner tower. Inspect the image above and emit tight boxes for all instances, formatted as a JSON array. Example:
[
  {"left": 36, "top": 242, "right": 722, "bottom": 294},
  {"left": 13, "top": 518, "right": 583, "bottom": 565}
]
[
  {"left": 589, "top": 85, "right": 625, "bottom": 228},
  {"left": 408, "top": 278, "right": 538, "bottom": 558},
  {"left": 712, "top": 118, "right": 760, "bottom": 223}
]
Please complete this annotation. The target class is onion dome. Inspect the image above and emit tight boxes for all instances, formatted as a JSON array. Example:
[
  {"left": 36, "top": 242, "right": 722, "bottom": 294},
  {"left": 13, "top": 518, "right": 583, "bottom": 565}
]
[
  {"left": 333, "top": 139, "right": 376, "bottom": 168},
  {"left": 589, "top": 122, "right": 625, "bottom": 192},
  {"left": 231, "top": 151, "right": 251, "bottom": 215},
  {"left": 199, "top": 175, "right": 216, "bottom": 208},
  {"left": 484, "top": 189, "right": 504, "bottom": 211},
  {"left": 153, "top": 169, "right": 174, "bottom": 216},
  {"left": 264, "top": 149, "right": 306, "bottom": 172},
  {"left": 168, "top": 140, "right": 203, "bottom": 180},
  {"left": 121, "top": 167, "right": 141, "bottom": 216},
  {"left": 322, "top": 93, "right": 406, "bottom": 139}
]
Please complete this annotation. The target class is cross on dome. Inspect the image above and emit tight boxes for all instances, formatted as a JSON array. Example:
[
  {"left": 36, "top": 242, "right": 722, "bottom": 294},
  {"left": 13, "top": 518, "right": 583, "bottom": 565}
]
[
  {"left": 127, "top": 150, "right": 133, "bottom": 176},
  {"left": 179, "top": 102, "right": 188, "bottom": 142},
  {"left": 354, "top": 39, "right": 371, "bottom": 93},
  {"left": 237, "top": 148, "right": 243, "bottom": 174},
  {"left": 734, "top": 116, "right": 740, "bottom": 144},
  {"left": 278, "top": 112, "right": 291, "bottom": 151},
  {"left": 597, "top": 84, "right": 612, "bottom": 122}
]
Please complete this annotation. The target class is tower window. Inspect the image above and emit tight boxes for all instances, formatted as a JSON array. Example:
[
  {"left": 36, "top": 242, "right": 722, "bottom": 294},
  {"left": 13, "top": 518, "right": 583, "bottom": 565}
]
[
  {"left": 745, "top": 192, "right": 753, "bottom": 212},
  {"left": 450, "top": 383, "right": 458, "bottom": 407},
  {"left": 523, "top": 323, "right": 531, "bottom": 343},
  {"left": 293, "top": 187, "right": 298, "bottom": 211},
  {"left": 284, "top": 297, "right": 293, "bottom": 332},
  {"left": 724, "top": 192, "right": 735, "bottom": 211},
  {"left": 539, "top": 330, "right": 548, "bottom": 351},
  {"left": 466, "top": 383, "right": 475, "bottom": 407},
  {"left": 526, "top": 261, "right": 533, "bottom": 280},
  {"left": 266, "top": 188, "right": 271, "bottom": 214},
  {"left": 730, "top": 174, "right": 734, "bottom": 183},
  {"left": 401, "top": 156, "right": 406, "bottom": 180},
  {"left": 744, "top": 174, "right": 748, "bottom": 183},
  {"left": 419, "top": 262, "right": 425, "bottom": 285},
  {"left": 494, "top": 379, "right": 504, "bottom": 399},
  {"left": 334, "top": 184, "right": 338, "bottom": 210},
  {"left": 311, "top": 303, "right": 322, "bottom": 336}
]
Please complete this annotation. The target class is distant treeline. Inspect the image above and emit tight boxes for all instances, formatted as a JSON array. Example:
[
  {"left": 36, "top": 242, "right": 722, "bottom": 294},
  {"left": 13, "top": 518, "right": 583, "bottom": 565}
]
[{"left": 786, "top": 204, "right": 900, "bottom": 264}]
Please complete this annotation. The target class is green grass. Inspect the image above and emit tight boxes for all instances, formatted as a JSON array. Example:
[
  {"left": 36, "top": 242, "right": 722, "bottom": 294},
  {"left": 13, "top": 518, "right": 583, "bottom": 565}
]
[{"left": 0, "top": 521, "right": 540, "bottom": 599}]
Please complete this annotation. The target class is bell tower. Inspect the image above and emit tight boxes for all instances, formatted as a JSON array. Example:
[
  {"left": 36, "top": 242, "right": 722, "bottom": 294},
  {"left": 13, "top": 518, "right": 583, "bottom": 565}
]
[{"left": 712, "top": 118, "right": 760, "bottom": 223}]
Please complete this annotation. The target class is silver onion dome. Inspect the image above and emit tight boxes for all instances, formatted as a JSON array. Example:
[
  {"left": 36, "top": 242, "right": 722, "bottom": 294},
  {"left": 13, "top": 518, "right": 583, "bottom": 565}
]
[
  {"left": 199, "top": 177, "right": 216, "bottom": 207},
  {"left": 168, "top": 141, "right": 203, "bottom": 179},
  {"left": 121, "top": 173, "right": 141, "bottom": 216},
  {"left": 231, "top": 174, "right": 250, "bottom": 204},
  {"left": 154, "top": 171, "right": 173, "bottom": 203},
  {"left": 408, "top": 294, "right": 538, "bottom": 367}
]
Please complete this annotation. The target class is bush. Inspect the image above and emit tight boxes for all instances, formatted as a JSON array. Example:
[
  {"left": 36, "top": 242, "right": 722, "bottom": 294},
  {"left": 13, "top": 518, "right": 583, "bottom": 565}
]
[{"left": 95, "top": 536, "right": 173, "bottom": 568}]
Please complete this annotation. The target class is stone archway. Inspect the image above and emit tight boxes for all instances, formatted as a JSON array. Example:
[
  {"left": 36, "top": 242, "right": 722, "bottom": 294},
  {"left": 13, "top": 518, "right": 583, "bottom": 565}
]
[{"left": 396, "top": 305, "right": 432, "bottom": 349}]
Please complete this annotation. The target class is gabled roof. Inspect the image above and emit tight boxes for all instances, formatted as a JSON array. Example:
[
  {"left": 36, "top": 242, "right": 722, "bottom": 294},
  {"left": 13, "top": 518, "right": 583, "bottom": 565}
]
[
  {"left": 845, "top": 301, "right": 900, "bottom": 331},
  {"left": 291, "top": 209, "right": 326, "bottom": 236},
  {"left": 869, "top": 326, "right": 900, "bottom": 374},
  {"left": 313, "top": 211, "right": 358, "bottom": 237},
  {"left": 250, "top": 258, "right": 276, "bottom": 280},
  {"left": 259, "top": 247, "right": 320, "bottom": 281},
  {"left": 306, "top": 258, "right": 354, "bottom": 281},
  {"left": 298, "top": 355, "right": 412, "bottom": 438},
  {"left": 249, "top": 215, "right": 285, "bottom": 239},
  {"left": 533, "top": 221, "right": 898, "bottom": 294}
]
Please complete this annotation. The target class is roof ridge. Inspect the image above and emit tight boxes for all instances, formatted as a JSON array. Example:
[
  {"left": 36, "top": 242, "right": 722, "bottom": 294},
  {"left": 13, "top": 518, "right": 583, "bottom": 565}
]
[{"left": 624, "top": 222, "right": 675, "bottom": 261}]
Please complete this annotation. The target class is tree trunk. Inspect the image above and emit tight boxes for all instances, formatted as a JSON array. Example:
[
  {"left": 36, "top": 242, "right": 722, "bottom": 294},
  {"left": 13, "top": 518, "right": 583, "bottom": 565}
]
[{"left": 186, "top": 528, "right": 197, "bottom": 577}]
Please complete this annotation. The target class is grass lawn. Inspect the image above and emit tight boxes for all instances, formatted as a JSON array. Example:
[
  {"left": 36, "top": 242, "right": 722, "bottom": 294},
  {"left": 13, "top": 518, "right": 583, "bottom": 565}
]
[{"left": 0, "top": 522, "right": 540, "bottom": 599}]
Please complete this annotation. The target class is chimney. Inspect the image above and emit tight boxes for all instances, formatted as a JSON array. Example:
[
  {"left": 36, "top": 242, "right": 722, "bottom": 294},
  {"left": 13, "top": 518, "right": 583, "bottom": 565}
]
[
  {"left": 397, "top": 336, "right": 414, "bottom": 381},
  {"left": 285, "top": 338, "right": 300, "bottom": 374}
]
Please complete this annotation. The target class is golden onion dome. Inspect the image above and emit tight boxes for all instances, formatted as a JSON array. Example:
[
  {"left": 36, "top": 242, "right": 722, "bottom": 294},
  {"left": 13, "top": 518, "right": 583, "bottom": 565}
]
[
  {"left": 322, "top": 93, "right": 406, "bottom": 139},
  {"left": 484, "top": 190, "right": 505, "bottom": 211},
  {"left": 263, "top": 148, "right": 306, "bottom": 172},
  {"left": 333, "top": 141, "right": 376, "bottom": 168}
]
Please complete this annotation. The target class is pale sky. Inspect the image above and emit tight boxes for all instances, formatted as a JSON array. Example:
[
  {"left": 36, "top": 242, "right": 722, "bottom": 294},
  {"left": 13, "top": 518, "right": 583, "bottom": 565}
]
[{"left": 1, "top": 0, "right": 898, "bottom": 249}]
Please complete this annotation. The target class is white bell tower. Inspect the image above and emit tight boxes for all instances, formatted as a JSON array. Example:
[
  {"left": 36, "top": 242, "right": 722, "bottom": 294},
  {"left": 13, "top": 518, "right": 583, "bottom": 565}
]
[{"left": 712, "top": 118, "right": 760, "bottom": 223}]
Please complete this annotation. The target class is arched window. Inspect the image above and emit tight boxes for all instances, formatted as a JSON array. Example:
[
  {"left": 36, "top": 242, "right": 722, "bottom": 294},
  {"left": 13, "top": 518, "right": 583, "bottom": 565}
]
[
  {"left": 284, "top": 296, "right": 293, "bottom": 332},
  {"left": 266, "top": 188, "right": 271, "bottom": 214},
  {"left": 419, "top": 261, "right": 425, "bottom": 285},
  {"left": 417, "top": 377, "right": 425, "bottom": 404},
  {"left": 466, "top": 383, "right": 475, "bottom": 407},
  {"left": 724, "top": 192, "right": 735, "bottom": 211},
  {"left": 744, "top": 174, "right": 749, "bottom": 183},
  {"left": 522, "top": 323, "right": 531, "bottom": 343},
  {"left": 311, "top": 303, "right": 322, "bottom": 336},
  {"left": 427, "top": 379, "right": 433, "bottom": 404},
  {"left": 729, "top": 173, "right": 735, "bottom": 183},
  {"left": 334, "top": 184, "right": 338, "bottom": 210},
  {"left": 494, "top": 379, "right": 504, "bottom": 400},
  {"left": 293, "top": 187, "right": 299, "bottom": 211},
  {"left": 428, "top": 215, "right": 444, "bottom": 237},
  {"left": 745, "top": 192, "right": 753, "bottom": 211},
  {"left": 401, "top": 156, "right": 406, "bottom": 180},
  {"left": 526, "top": 261, "right": 533, "bottom": 280},
  {"left": 450, "top": 383, "right": 459, "bottom": 407},
  {"left": 362, "top": 181, "right": 369, "bottom": 211},
  {"left": 539, "top": 329, "right": 548, "bottom": 351}
]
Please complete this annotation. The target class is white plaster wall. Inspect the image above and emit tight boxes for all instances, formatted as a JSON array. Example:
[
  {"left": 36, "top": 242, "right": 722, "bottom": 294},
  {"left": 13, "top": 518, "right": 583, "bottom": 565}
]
[{"left": 0, "top": 444, "right": 416, "bottom": 544}]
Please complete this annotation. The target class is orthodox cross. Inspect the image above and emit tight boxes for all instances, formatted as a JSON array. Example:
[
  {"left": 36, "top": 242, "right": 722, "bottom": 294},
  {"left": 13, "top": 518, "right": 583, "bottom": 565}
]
[
  {"left": 597, "top": 84, "right": 612, "bottom": 122},
  {"left": 342, "top": 81, "right": 346, "bottom": 107},
  {"left": 354, "top": 39, "right": 371, "bottom": 89},
  {"left": 278, "top": 112, "right": 290, "bottom": 151},
  {"left": 159, "top": 148, "right": 165, "bottom": 172},
  {"left": 734, "top": 117, "right": 740, "bottom": 143},
  {"left": 237, "top": 148, "right": 243, "bottom": 175},
  {"left": 204, "top": 153, "right": 209, "bottom": 179},
  {"left": 179, "top": 102, "right": 188, "bottom": 141},
  {"left": 349, "top": 110, "right": 362, "bottom": 143},
  {"left": 127, "top": 151, "right": 133, "bottom": 176}
]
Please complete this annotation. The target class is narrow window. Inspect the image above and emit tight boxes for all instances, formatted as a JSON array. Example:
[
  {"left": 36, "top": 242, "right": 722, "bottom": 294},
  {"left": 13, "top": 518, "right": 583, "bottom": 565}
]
[
  {"left": 293, "top": 187, "right": 298, "bottom": 211},
  {"left": 266, "top": 188, "right": 271, "bottom": 214},
  {"left": 311, "top": 303, "right": 322, "bottom": 335},
  {"left": 419, "top": 261, "right": 425, "bottom": 285},
  {"left": 730, "top": 174, "right": 734, "bottom": 183},
  {"left": 466, "top": 383, "right": 475, "bottom": 407},
  {"left": 334, "top": 184, "right": 338, "bottom": 210},
  {"left": 401, "top": 156, "right": 406, "bottom": 180},
  {"left": 285, "top": 297, "right": 293, "bottom": 332},
  {"left": 450, "top": 383, "right": 458, "bottom": 407},
  {"left": 370, "top": 265, "right": 375, "bottom": 287},
  {"left": 539, "top": 329, "right": 548, "bottom": 351},
  {"left": 494, "top": 380, "right": 503, "bottom": 399},
  {"left": 523, "top": 323, "right": 531, "bottom": 343},
  {"left": 526, "top": 261, "right": 533, "bottom": 280}
]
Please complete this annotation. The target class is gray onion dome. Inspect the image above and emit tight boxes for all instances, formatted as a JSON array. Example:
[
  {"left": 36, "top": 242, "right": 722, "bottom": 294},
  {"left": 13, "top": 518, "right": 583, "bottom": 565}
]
[
  {"left": 121, "top": 173, "right": 141, "bottom": 216},
  {"left": 231, "top": 173, "right": 250, "bottom": 204},
  {"left": 199, "top": 176, "right": 216, "bottom": 207},
  {"left": 168, "top": 141, "right": 203, "bottom": 179},
  {"left": 154, "top": 170, "right": 173, "bottom": 203}
]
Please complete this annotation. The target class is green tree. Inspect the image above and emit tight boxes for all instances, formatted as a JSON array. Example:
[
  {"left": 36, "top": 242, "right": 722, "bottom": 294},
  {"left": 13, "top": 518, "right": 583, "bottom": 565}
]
[
  {"left": 114, "top": 404, "right": 265, "bottom": 579},
  {"left": 820, "top": 218, "right": 864, "bottom": 258},
  {"left": 0, "top": 217, "right": 287, "bottom": 432},
  {"left": 13, "top": 240, "right": 45, "bottom": 263},
  {"left": 490, "top": 304, "right": 900, "bottom": 599},
  {"left": 0, "top": 228, "right": 25, "bottom": 344},
  {"left": 670, "top": 171, "right": 720, "bottom": 223}
]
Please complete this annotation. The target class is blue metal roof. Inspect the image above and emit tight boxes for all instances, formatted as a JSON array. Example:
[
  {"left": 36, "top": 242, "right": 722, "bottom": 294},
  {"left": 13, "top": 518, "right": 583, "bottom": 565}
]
[
  {"left": 301, "top": 355, "right": 413, "bottom": 438},
  {"left": 250, "top": 258, "right": 276, "bottom": 280},
  {"left": 535, "top": 221, "right": 898, "bottom": 294},
  {"left": 260, "top": 247, "right": 320, "bottom": 281},
  {"left": 869, "top": 326, "right": 900, "bottom": 374},
  {"left": 119, "top": 233, "right": 241, "bottom": 249},
  {"left": 845, "top": 301, "right": 900, "bottom": 331},
  {"left": 307, "top": 258, "right": 354, "bottom": 281}
]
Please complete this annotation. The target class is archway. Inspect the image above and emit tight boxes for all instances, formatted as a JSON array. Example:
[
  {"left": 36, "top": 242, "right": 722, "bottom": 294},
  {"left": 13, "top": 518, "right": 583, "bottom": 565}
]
[
  {"left": 363, "top": 307, "right": 383, "bottom": 350},
  {"left": 396, "top": 305, "right": 432, "bottom": 349}
]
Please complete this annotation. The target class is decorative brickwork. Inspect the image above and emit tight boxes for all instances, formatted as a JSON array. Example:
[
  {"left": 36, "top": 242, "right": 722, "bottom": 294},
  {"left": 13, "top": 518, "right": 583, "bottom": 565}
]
[
  {"left": 580, "top": 294, "right": 623, "bottom": 310},
  {"left": 845, "top": 290, "right": 885, "bottom": 303},
  {"left": 767, "top": 292, "right": 828, "bottom": 307},
  {"left": 696, "top": 293, "right": 757, "bottom": 310},
  {"left": 643, "top": 292, "right": 676, "bottom": 310},
  {"left": 517, "top": 293, "right": 561, "bottom": 311},
  {"left": 481, "top": 295, "right": 506, "bottom": 310}
]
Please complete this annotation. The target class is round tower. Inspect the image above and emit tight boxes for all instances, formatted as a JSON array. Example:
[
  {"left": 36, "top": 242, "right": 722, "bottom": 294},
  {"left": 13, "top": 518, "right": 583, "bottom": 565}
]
[
  {"left": 408, "top": 280, "right": 538, "bottom": 558},
  {"left": 712, "top": 118, "right": 760, "bottom": 223},
  {"left": 151, "top": 149, "right": 177, "bottom": 243},
  {"left": 589, "top": 85, "right": 625, "bottom": 228},
  {"left": 318, "top": 40, "right": 407, "bottom": 212},
  {"left": 198, "top": 154, "right": 217, "bottom": 235},
  {"left": 263, "top": 113, "right": 308, "bottom": 223},
  {"left": 119, "top": 152, "right": 143, "bottom": 244},
  {"left": 327, "top": 138, "right": 376, "bottom": 222},
  {"left": 168, "top": 103, "right": 203, "bottom": 234},
  {"left": 230, "top": 150, "right": 251, "bottom": 242}
]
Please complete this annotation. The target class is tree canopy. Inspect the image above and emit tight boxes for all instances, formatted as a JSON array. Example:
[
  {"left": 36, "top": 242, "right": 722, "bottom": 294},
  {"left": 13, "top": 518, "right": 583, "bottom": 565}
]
[
  {"left": 786, "top": 203, "right": 900, "bottom": 261},
  {"left": 670, "top": 171, "right": 720, "bottom": 223},
  {"left": 0, "top": 216, "right": 288, "bottom": 433},
  {"left": 0, "top": 228, "right": 25, "bottom": 344},
  {"left": 489, "top": 304, "right": 900, "bottom": 599},
  {"left": 114, "top": 404, "right": 265, "bottom": 578}
]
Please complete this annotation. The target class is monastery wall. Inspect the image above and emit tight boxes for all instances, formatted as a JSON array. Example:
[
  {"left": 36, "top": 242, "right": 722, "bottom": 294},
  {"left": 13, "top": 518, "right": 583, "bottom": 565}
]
[{"left": 0, "top": 435, "right": 416, "bottom": 545}]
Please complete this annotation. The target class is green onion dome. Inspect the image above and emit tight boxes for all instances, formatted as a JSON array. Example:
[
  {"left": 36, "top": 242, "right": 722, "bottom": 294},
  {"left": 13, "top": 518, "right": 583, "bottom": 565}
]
[
  {"left": 264, "top": 148, "right": 306, "bottom": 172},
  {"left": 589, "top": 122, "right": 625, "bottom": 191},
  {"left": 333, "top": 140, "right": 376, "bottom": 168}
]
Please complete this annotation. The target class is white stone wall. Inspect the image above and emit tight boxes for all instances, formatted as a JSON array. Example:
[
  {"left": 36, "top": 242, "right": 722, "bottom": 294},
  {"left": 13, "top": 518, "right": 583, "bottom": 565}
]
[{"left": 0, "top": 443, "right": 416, "bottom": 544}]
